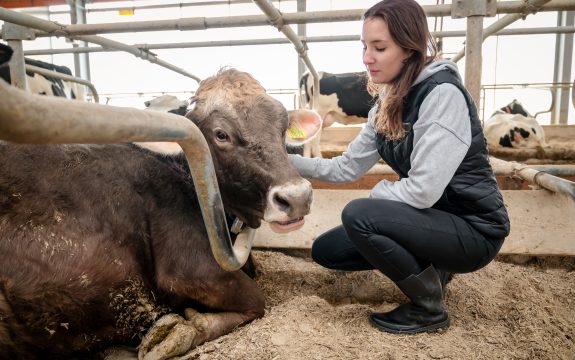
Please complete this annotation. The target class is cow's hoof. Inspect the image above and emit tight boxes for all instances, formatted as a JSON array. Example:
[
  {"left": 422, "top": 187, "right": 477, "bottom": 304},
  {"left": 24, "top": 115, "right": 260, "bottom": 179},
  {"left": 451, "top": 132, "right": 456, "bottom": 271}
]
[{"left": 138, "top": 313, "right": 197, "bottom": 360}]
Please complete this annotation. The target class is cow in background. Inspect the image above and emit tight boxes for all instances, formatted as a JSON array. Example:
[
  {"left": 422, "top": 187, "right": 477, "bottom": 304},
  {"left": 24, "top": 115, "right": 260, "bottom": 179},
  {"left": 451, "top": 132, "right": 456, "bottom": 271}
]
[
  {"left": 144, "top": 94, "right": 189, "bottom": 116},
  {"left": 0, "top": 53, "right": 85, "bottom": 101},
  {"left": 484, "top": 100, "right": 547, "bottom": 148},
  {"left": 298, "top": 71, "right": 376, "bottom": 157},
  {"left": 299, "top": 71, "right": 376, "bottom": 127},
  {"left": 490, "top": 98, "right": 532, "bottom": 118}
]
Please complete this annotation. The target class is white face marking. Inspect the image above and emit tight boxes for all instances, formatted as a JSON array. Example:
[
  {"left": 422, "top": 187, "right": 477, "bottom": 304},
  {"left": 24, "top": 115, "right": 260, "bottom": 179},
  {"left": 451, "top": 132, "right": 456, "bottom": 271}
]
[{"left": 263, "top": 178, "right": 313, "bottom": 223}]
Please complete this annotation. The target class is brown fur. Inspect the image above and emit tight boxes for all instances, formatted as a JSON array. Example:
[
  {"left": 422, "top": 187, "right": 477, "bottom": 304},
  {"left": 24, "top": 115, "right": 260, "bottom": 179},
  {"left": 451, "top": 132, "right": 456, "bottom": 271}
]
[{"left": 0, "top": 69, "right": 308, "bottom": 359}]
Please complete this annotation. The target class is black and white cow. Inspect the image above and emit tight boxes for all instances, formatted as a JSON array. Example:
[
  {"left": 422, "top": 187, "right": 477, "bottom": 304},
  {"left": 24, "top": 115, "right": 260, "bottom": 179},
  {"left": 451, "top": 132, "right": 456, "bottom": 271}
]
[
  {"left": 296, "top": 71, "right": 375, "bottom": 157},
  {"left": 0, "top": 43, "right": 313, "bottom": 359},
  {"left": 0, "top": 50, "right": 84, "bottom": 100},
  {"left": 490, "top": 98, "right": 532, "bottom": 118},
  {"left": 299, "top": 71, "right": 376, "bottom": 128},
  {"left": 144, "top": 94, "right": 189, "bottom": 116},
  {"left": 484, "top": 100, "right": 547, "bottom": 148}
]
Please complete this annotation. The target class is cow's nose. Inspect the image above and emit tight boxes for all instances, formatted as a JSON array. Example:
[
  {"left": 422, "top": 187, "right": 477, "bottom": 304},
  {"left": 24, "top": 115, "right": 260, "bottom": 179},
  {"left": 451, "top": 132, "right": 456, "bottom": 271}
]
[{"left": 268, "top": 179, "right": 313, "bottom": 218}]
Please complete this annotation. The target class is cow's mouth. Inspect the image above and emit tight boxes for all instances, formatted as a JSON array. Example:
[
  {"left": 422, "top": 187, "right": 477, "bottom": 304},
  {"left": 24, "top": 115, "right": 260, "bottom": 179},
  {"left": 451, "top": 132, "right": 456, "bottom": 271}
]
[{"left": 269, "top": 217, "right": 305, "bottom": 233}]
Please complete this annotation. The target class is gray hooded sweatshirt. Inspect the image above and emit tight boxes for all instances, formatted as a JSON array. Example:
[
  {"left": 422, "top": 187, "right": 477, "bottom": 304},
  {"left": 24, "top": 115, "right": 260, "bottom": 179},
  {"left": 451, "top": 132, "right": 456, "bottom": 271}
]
[{"left": 288, "top": 59, "right": 471, "bottom": 209}]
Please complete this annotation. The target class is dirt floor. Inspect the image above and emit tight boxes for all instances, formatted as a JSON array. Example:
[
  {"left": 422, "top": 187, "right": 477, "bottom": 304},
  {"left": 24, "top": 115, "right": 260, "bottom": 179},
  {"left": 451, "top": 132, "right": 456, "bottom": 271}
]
[{"left": 176, "top": 250, "right": 575, "bottom": 360}]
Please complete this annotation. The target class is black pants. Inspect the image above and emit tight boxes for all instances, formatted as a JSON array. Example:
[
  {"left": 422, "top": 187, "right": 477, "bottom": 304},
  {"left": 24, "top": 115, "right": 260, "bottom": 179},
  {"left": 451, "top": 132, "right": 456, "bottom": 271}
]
[{"left": 311, "top": 198, "right": 504, "bottom": 282}]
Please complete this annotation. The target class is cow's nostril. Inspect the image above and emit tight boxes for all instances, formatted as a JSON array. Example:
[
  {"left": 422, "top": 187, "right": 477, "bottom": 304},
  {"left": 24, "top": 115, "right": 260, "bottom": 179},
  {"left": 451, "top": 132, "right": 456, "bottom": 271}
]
[{"left": 273, "top": 193, "right": 291, "bottom": 211}]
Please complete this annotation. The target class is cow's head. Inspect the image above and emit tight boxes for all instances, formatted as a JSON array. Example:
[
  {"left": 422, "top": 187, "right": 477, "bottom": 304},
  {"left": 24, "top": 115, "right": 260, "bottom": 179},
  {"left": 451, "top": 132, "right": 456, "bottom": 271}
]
[
  {"left": 186, "top": 69, "right": 313, "bottom": 232},
  {"left": 144, "top": 94, "right": 189, "bottom": 116}
]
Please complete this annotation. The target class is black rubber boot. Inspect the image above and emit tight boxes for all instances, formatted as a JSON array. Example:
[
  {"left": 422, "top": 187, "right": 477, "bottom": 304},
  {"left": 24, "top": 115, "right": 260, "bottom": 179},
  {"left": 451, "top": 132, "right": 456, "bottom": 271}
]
[
  {"left": 370, "top": 265, "right": 449, "bottom": 334},
  {"left": 437, "top": 269, "right": 454, "bottom": 294}
]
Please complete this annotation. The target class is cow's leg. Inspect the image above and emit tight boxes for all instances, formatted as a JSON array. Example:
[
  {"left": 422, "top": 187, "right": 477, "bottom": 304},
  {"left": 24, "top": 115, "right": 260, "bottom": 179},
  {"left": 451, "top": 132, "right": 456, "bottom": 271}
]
[{"left": 138, "top": 270, "right": 264, "bottom": 360}]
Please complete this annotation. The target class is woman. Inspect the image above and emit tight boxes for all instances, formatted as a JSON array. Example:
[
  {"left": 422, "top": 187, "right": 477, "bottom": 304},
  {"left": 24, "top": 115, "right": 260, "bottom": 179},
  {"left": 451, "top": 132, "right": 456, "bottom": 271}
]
[{"left": 289, "top": 0, "right": 510, "bottom": 334}]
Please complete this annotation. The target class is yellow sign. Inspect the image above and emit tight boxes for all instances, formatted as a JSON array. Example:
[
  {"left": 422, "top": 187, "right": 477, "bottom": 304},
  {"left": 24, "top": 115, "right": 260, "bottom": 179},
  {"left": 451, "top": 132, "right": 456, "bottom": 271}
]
[{"left": 119, "top": 9, "right": 135, "bottom": 16}]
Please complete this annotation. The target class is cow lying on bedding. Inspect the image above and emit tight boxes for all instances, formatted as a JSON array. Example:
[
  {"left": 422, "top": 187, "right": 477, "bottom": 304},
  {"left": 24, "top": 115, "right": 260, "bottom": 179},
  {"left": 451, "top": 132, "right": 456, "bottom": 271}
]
[
  {"left": 0, "top": 42, "right": 313, "bottom": 359},
  {"left": 484, "top": 100, "right": 547, "bottom": 149}
]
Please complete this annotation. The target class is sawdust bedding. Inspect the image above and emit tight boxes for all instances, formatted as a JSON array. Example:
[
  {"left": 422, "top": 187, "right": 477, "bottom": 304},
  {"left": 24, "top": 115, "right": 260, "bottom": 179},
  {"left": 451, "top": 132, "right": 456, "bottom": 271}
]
[{"left": 176, "top": 250, "right": 575, "bottom": 360}]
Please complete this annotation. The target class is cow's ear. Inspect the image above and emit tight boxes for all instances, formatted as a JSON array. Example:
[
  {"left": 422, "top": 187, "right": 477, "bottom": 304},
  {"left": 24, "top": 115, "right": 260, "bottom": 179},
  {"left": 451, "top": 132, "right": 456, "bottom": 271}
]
[{"left": 286, "top": 109, "right": 322, "bottom": 146}]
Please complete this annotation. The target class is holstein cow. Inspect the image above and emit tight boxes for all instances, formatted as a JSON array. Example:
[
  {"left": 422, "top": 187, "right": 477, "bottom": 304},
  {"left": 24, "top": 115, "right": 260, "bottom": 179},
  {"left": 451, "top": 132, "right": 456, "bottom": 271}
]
[
  {"left": 144, "top": 94, "right": 189, "bottom": 116},
  {"left": 0, "top": 50, "right": 313, "bottom": 360},
  {"left": 299, "top": 71, "right": 375, "bottom": 127},
  {"left": 298, "top": 71, "right": 376, "bottom": 157},
  {"left": 484, "top": 100, "right": 547, "bottom": 148},
  {"left": 490, "top": 98, "right": 532, "bottom": 118},
  {"left": 0, "top": 47, "right": 84, "bottom": 100}
]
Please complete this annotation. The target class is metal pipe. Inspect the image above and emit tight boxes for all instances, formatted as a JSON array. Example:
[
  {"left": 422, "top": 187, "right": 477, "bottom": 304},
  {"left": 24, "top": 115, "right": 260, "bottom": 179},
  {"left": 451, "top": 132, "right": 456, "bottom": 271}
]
[
  {"left": 0, "top": 78, "right": 251, "bottom": 272},
  {"left": 25, "top": 63, "right": 100, "bottom": 103},
  {"left": 6, "top": 40, "right": 27, "bottom": 90},
  {"left": 0, "top": 8, "right": 201, "bottom": 83},
  {"left": 452, "top": 0, "right": 553, "bottom": 63},
  {"left": 30, "top": 0, "right": 575, "bottom": 17},
  {"left": 369, "top": 162, "right": 575, "bottom": 182},
  {"left": 86, "top": 0, "right": 253, "bottom": 13},
  {"left": 21, "top": 26, "right": 575, "bottom": 56},
  {"left": 490, "top": 157, "right": 575, "bottom": 200},
  {"left": 6, "top": 1, "right": 574, "bottom": 38},
  {"left": 251, "top": 0, "right": 320, "bottom": 108}
]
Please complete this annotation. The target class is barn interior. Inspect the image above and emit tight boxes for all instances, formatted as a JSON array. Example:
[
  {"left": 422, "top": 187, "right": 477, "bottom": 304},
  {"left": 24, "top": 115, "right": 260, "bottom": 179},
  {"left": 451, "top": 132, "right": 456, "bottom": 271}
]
[{"left": 1, "top": 1, "right": 574, "bottom": 359}]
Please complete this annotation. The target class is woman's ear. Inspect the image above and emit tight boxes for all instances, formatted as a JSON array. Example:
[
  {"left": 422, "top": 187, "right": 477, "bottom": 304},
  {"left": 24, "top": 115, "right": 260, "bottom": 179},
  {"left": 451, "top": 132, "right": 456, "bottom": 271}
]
[
  {"left": 286, "top": 109, "right": 323, "bottom": 146},
  {"left": 402, "top": 50, "right": 414, "bottom": 64}
]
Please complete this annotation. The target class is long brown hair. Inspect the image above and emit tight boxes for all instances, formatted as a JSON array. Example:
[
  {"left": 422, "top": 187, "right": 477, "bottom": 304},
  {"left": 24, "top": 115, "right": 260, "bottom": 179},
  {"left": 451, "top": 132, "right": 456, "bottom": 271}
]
[{"left": 364, "top": 0, "right": 437, "bottom": 140}]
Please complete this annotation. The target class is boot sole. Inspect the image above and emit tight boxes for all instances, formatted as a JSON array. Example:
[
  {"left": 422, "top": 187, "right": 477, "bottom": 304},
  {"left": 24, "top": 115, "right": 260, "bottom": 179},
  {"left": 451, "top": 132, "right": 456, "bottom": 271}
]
[{"left": 369, "top": 316, "right": 450, "bottom": 335}]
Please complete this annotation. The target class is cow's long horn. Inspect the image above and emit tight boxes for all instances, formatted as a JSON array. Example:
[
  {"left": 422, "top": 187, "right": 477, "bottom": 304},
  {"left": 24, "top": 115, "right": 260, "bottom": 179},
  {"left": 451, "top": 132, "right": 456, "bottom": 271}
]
[{"left": 0, "top": 79, "right": 252, "bottom": 272}]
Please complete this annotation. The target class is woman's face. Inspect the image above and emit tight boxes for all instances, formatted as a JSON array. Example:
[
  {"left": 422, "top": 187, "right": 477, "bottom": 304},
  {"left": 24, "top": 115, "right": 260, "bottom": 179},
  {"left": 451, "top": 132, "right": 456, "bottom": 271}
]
[{"left": 362, "top": 17, "right": 411, "bottom": 84}]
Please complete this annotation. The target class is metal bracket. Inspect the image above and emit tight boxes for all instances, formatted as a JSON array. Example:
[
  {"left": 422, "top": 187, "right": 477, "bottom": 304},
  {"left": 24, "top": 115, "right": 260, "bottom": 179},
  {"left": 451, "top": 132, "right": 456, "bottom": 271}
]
[
  {"left": 451, "top": 0, "right": 496, "bottom": 19},
  {"left": 1, "top": 23, "right": 36, "bottom": 41}
]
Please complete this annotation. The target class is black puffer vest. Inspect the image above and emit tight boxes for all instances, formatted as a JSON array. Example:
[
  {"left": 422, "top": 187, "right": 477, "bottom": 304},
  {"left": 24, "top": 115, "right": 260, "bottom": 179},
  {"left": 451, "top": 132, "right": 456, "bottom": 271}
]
[{"left": 376, "top": 69, "right": 510, "bottom": 240}]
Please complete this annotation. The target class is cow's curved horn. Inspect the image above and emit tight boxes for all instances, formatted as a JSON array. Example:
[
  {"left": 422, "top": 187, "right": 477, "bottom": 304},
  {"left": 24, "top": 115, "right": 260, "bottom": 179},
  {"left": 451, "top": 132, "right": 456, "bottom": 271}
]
[{"left": 0, "top": 79, "right": 251, "bottom": 272}]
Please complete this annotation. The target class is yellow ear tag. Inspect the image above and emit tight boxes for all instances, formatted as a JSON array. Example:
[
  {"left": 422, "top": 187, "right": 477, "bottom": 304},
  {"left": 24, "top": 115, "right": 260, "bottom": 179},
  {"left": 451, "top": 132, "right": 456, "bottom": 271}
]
[{"left": 287, "top": 124, "right": 306, "bottom": 140}]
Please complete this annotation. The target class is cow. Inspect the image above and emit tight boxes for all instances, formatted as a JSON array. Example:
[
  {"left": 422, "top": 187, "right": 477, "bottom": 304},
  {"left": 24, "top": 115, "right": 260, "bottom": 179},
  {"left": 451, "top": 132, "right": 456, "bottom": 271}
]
[
  {"left": 299, "top": 71, "right": 376, "bottom": 128},
  {"left": 484, "top": 100, "right": 547, "bottom": 149},
  {"left": 490, "top": 98, "right": 532, "bottom": 118},
  {"left": 484, "top": 113, "right": 547, "bottom": 148},
  {"left": 0, "top": 46, "right": 85, "bottom": 101},
  {"left": 0, "top": 47, "right": 313, "bottom": 360},
  {"left": 144, "top": 94, "right": 189, "bottom": 116},
  {"left": 298, "top": 71, "right": 376, "bottom": 158}
]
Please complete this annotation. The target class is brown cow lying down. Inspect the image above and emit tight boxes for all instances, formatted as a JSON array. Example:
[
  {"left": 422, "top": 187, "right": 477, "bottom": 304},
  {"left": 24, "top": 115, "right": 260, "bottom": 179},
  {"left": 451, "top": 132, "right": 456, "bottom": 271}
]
[{"left": 0, "top": 63, "right": 314, "bottom": 358}]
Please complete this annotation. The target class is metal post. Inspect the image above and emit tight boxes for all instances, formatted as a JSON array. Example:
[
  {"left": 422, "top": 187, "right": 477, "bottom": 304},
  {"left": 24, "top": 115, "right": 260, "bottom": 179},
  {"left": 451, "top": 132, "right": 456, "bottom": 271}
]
[
  {"left": 69, "top": 0, "right": 91, "bottom": 82},
  {"left": 465, "top": 16, "right": 484, "bottom": 108},
  {"left": 451, "top": 0, "right": 496, "bottom": 108},
  {"left": 1, "top": 23, "right": 35, "bottom": 90},
  {"left": 551, "top": 10, "right": 574, "bottom": 124},
  {"left": 297, "top": 0, "right": 306, "bottom": 86}
]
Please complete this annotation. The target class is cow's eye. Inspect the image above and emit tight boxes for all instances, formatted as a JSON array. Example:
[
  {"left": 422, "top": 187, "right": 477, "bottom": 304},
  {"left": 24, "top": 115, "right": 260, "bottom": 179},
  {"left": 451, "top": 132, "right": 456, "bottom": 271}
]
[{"left": 214, "top": 129, "right": 229, "bottom": 142}]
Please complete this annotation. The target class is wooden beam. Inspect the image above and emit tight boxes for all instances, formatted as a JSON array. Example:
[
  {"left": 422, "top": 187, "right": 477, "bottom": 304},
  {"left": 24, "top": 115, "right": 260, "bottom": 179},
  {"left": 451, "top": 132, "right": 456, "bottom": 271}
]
[{"left": 254, "top": 189, "right": 575, "bottom": 256}]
